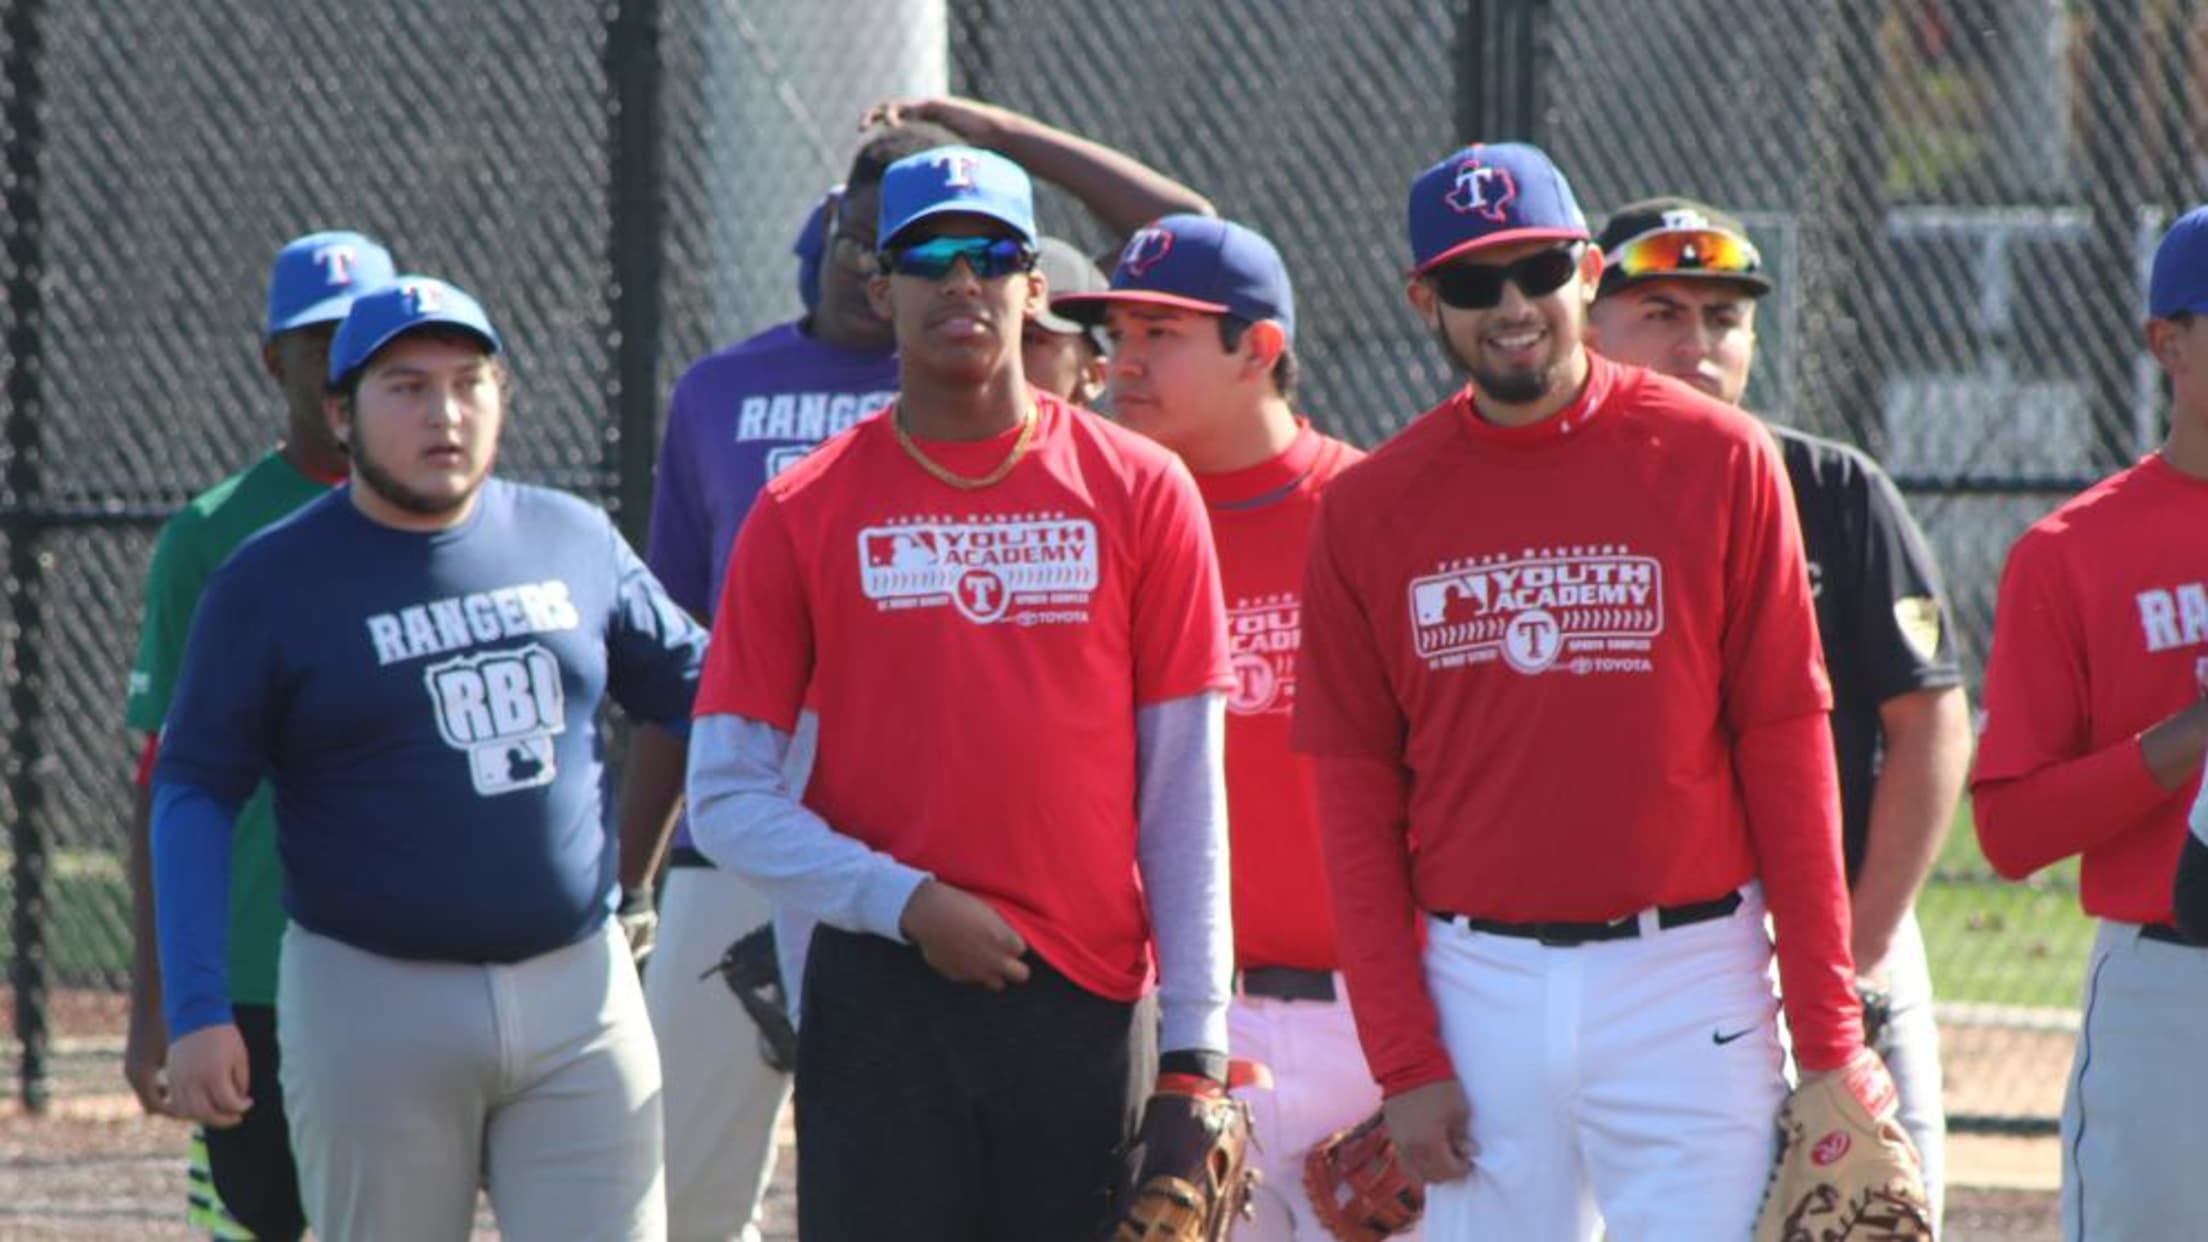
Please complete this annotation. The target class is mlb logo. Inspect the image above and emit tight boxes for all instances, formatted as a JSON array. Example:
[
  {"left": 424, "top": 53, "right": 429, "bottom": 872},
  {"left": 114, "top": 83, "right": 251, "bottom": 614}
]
[{"left": 470, "top": 735, "right": 557, "bottom": 795}]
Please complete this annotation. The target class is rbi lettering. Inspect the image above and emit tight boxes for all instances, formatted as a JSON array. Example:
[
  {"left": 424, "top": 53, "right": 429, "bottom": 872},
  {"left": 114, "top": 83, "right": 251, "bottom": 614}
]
[{"left": 424, "top": 643, "right": 567, "bottom": 796}]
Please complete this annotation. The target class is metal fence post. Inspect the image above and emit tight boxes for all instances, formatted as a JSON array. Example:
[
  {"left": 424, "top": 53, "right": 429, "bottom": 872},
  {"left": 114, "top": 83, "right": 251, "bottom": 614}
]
[
  {"left": 2084, "top": 0, "right": 2145, "bottom": 467},
  {"left": 1457, "top": 0, "right": 1545, "bottom": 142},
  {"left": 3, "top": 0, "right": 50, "bottom": 1116},
  {"left": 608, "top": 0, "right": 665, "bottom": 548}
]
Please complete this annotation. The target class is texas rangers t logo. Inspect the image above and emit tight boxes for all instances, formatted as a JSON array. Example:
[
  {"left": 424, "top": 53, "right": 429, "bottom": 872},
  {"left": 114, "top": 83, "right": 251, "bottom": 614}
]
[
  {"left": 1122, "top": 227, "right": 1174, "bottom": 277},
  {"left": 401, "top": 279, "right": 447, "bottom": 314},
  {"left": 1408, "top": 545, "right": 1662, "bottom": 675},
  {"left": 1227, "top": 594, "right": 1300, "bottom": 716},
  {"left": 424, "top": 643, "right": 567, "bottom": 795},
  {"left": 934, "top": 151, "right": 981, "bottom": 188},
  {"left": 1446, "top": 160, "right": 1517, "bottom": 221},
  {"left": 317, "top": 243, "right": 359, "bottom": 287}
]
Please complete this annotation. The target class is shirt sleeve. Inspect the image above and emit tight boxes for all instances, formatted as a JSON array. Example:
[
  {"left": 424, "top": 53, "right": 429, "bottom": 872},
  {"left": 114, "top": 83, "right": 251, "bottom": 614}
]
[
  {"left": 1851, "top": 460, "right": 1963, "bottom": 704},
  {"left": 646, "top": 380, "right": 713, "bottom": 619},
  {"left": 151, "top": 780, "right": 242, "bottom": 1037},
  {"left": 151, "top": 559, "right": 279, "bottom": 806},
  {"left": 1130, "top": 459, "right": 1234, "bottom": 706},
  {"left": 693, "top": 493, "right": 811, "bottom": 731},
  {"left": 124, "top": 513, "right": 208, "bottom": 734},
  {"left": 1291, "top": 495, "right": 1409, "bottom": 761},
  {"left": 685, "top": 712, "right": 930, "bottom": 938},
  {"left": 1723, "top": 433, "right": 1861, "bottom": 1072},
  {"left": 1133, "top": 692, "right": 1232, "bottom": 1057},
  {"left": 1971, "top": 530, "right": 2169, "bottom": 878},
  {"left": 603, "top": 519, "right": 708, "bottom": 730}
]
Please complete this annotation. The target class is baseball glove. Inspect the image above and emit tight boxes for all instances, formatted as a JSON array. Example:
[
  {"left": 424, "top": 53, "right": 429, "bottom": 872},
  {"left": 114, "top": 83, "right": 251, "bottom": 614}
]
[
  {"left": 1304, "top": 1110, "right": 1424, "bottom": 1241},
  {"left": 1752, "top": 1047, "right": 1935, "bottom": 1242},
  {"left": 1110, "top": 1076, "right": 1257, "bottom": 1242},
  {"left": 700, "top": 922, "right": 797, "bottom": 1074}
]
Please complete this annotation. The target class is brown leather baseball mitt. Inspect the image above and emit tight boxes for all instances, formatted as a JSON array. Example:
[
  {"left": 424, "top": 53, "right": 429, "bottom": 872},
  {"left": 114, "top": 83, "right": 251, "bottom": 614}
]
[
  {"left": 1304, "top": 1109, "right": 1425, "bottom": 1241},
  {"left": 1753, "top": 1047, "right": 1935, "bottom": 1241},
  {"left": 1110, "top": 1076, "right": 1258, "bottom": 1242}
]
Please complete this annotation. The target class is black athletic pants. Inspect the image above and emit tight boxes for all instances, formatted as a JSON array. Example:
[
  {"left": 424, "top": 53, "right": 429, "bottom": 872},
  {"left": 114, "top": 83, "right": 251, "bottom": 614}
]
[
  {"left": 204, "top": 1002, "right": 307, "bottom": 1241},
  {"left": 796, "top": 925, "right": 1158, "bottom": 1242}
]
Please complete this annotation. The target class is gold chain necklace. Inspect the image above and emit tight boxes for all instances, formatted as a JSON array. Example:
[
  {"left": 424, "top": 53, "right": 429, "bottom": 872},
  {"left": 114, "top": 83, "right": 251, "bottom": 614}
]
[{"left": 891, "top": 399, "right": 1038, "bottom": 491}]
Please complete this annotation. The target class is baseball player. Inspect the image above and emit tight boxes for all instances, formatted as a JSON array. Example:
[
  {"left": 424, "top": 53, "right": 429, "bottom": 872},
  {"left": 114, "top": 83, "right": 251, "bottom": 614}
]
[
  {"left": 153, "top": 276, "right": 705, "bottom": 1241},
  {"left": 1025, "top": 236, "right": 1111, "bottom": 406},
  {"left": 643, "top": 106, "right": 1209, "bottom": 1242},
  {"left": 1585, "top": 196, "right": 1972, "bottom": 1220},
  {"left": 122, "top": 229, "right": 396, "bottom": 1242},
  {"left": 684, "top": 146, "right": 1235, "bottom": 1241},
  {"left": 1052, "top": 213, "right": 1390, "bottom": 1241},
  {"left": 1980, "top": 204, "right": 2208, "bottom": 1241},
  {"left": 1292, "top": 142, "right": 1875, "bottom": 1239}
]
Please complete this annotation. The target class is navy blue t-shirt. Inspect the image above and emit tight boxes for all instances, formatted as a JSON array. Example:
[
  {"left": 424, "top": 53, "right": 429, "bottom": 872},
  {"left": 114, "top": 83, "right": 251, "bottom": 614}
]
[{"left": 156, "top": 478, "right": 705, "bottom": 964}]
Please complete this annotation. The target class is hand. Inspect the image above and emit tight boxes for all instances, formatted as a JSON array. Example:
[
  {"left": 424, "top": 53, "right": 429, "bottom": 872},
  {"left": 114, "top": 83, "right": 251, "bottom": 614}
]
[
  {"left": 122, "top": 976, "right": 169, "bottom": 1115},
  {"left": 167, "top": 1024, "right": 252, "bottom": 1129},
  {"left": 617, "top": 886, "right": 658, "bottom": 965},
  {"left": 1382, "top": 1078, "right": 1475, "bottom": 1184},
  {"left": 898, "top": 880, "right": 1031, "bottom": 989},
  {"left": 858, "top": 96, "right": 1017, "bottom": 149}
]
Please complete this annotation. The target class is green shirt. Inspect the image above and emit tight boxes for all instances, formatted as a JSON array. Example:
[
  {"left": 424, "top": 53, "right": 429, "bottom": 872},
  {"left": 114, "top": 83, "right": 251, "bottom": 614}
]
[{"left": 127, "top": 451, "right": 331, "bottom": 1005}]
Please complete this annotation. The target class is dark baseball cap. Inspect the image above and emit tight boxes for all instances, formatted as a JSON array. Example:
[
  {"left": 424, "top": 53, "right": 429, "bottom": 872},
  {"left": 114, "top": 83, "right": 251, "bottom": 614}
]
[
  {"left": 1594, "top": 197, "right": 1772, "bottom": 299},
  {"left": 328, "top": 276, "right": 502, "bottom": 387},
  {"left": 1032, "top": 237, "right": 1109, "bottom": 339},
  {"left": 1051, "top": 215, "right": 1295, "bottom": 344},
  {"left": 2150, "top": 205, "right": 2208, "bottom": 319},
  {"left": 1407, "top": 143, "right": 1588, "bottom": 275}
]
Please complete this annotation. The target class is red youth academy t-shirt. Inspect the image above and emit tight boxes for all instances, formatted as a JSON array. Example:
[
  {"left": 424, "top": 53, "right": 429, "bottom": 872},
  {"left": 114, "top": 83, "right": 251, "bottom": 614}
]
[
  {"left": 695, "top": 393, "right": 1233, "bottom": 1001},
  {"left": 1294, "top": 355, "right": 1854, "bottom": 1090},
  {"left": 1973, "top": 456, "right": 2208, "bottom": 923},
  {"left": 1203, "top": 423, "right": 1363, "bottom": 973}
]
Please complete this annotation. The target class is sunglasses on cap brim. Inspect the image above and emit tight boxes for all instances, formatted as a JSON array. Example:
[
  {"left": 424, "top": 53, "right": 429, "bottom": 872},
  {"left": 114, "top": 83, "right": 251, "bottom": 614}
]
[
  {"left": 1602, "top": 227, "right": 1763, "bottom": 286},
  {"left": 1424, "top": 245, "right": 1584, "bottom": 310},
  {"left": 881, "top": 236, "right": 1038, "bottom": 281}
]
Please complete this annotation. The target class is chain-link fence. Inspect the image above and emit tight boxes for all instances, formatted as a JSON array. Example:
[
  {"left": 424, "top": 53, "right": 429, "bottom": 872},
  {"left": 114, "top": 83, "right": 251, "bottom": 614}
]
[{"left": 1, "top": 0, "right": 2197, "bottom": 1135}]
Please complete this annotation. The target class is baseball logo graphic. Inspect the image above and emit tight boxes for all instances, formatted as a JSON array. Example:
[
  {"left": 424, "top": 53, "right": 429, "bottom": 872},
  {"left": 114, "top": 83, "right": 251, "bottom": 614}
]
[
  {"left": 859, "top": 517, "right": 1099, "bottom": 626},
  {"left": 1410, "top": 547, "right": 1662, "bottom": 676},
  {"left": 1229, "top": 650, "right": 1280, "bottom": 715},
  {"left": 422, "top": 643, "right": 566, "bottom": 796},
  {"left": 933, "top": 151, "right": 981, "bottom": 188},
  {"left": 401, "top": 279, "right": 446, "bottom": 314},
  {"left": 953, "top": 567, "right": 1013, "bottom": 624},
  {"left": 1446, "top": 159, "right": 1517, "bottom": 221},
  {"left": 1122, "top": 227, "right": 1174, "bottom": 277},
  {"left": 317, "top": 244, "right": 359, "bottom": 287},
  {"left": 1502, "top": 608, "right": 1563, "bottom": 674},
  {"left": 1810, "top": 1130, "right": 1852, "bottom": 1167}
]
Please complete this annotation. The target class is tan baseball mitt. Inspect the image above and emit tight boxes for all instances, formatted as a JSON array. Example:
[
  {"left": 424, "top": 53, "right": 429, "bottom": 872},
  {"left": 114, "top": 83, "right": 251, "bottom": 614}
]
[
  {"left": 1753, "top": 1047, "right": 1935, "bottom": 1241},
  {"left": 1110, "top": 1077, "right": 1258, "bottom": 1242}
]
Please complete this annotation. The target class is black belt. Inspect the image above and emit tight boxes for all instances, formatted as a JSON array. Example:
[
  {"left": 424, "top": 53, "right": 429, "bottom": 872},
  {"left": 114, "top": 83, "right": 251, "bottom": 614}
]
[
  {"left": 667, "top": 845, "right": 713, "bottom": 869},
  {"left": 1432, "top": 891, "right": 1744, "bottom": 948},
  {"left": 1237, "top": 966, "right": 1338, "bottom": 1003},
  {"left": 2140, "top": 923, "right": 2200, "bottom": 947}
]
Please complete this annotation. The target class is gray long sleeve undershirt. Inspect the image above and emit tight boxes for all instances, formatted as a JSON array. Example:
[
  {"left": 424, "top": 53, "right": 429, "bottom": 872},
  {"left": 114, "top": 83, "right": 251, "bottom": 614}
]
[{"left": 686, "top": 691, "right": 1232, "bottom": 1054}]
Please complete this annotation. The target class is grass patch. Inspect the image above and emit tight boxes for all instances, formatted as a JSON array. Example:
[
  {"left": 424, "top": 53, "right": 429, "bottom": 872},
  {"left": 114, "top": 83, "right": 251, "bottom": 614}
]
[
  {"left": 0, "top": 851, "right": 135, "bottom": 985},
  {"left": 1918, "top": 802, "right": 2093, "bottom": 1010}
]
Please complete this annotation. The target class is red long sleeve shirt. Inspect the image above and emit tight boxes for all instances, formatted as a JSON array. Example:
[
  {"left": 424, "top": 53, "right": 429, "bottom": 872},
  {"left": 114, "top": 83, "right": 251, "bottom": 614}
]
[
  {"left": 1293, "top": 357, "right": 1861, "bottom": 1094},
  {"left": 1973, "top": 456, "right": 2208, "bottom": 921}
]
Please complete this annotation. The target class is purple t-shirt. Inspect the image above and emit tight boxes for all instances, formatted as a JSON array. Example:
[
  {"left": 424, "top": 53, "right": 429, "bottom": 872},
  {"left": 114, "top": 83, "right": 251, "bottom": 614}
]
[{"left": 649, "top": 319, "right": 897, "bottom": 848}]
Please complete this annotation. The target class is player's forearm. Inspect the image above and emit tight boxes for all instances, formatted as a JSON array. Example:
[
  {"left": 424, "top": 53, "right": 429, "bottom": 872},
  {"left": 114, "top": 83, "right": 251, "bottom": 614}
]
[
  {"left": 613, "top": 722, "right": 687, "bottom": 892},
  {"left": 1134, "top": 693, "right": 1233, "bottom": 1056},
  {"left": 1850, "top": 687, "right": 1972, "bottom": 971},
  {"left": 149, "top": 780, "right": 239, "bottom": 1037},
  {"left": 984, "top": 110, "right": 1214, "bottom": 237},
  {"left": 125, "top": 755, "right": 163, "bottom": 1009},
  {"left": 1736, "top": 711, "right": 1863, "bottom": 1072},
  {"left": 687, "top": 712, "right": 930, "bottom": 939},
  {"left": 1314, "top": 755, "right": 1456, "bottom": 1097},
  {"left": 1971, "top": 731, "right": 2174, "bottom": 880}
]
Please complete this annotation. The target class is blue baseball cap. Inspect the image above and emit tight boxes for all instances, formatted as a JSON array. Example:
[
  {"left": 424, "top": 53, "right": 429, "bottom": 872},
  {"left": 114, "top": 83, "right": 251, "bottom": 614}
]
[
  {"left": 793, "top": 187, "right": 836, "bottom": 314},
  {"left": 265, "top": 230, "right": 397, "bottom": 338},
  {"left": 876, "top": 145, "right": 1037, "bottom": 249},
  {"left": 1051, "top": 214, "right": 1296, "bottom": 343},
  {"left": 327, "top": 275, "right": 502, "bottom": 387},
  {"left": 2150, "top": 205, "right": 2208, "bottom": 319},
  {"left": 1407, "top": 142, "right": 1588, "bottom": 275}
]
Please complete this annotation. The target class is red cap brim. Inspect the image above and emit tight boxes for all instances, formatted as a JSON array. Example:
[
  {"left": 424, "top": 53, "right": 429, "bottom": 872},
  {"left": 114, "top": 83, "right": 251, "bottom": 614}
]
[
  {"left": 1049, "top": 289, "right": 1233, "bottom": 326},
  {"left": 1411, "top": 227, "right": 1590, "bottom": 276}
]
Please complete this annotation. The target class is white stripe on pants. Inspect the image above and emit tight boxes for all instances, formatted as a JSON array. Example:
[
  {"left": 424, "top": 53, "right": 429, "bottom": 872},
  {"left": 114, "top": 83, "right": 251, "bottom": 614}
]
[
  {"left": 1420, "top": 886, "right": 1786, "bottom": 1242},
  {"left": 645, "top": 868, "right": 791, "bottom": 1242},
  {"left": 278, "top": 920, "right": 664, "bottom": 1242}
]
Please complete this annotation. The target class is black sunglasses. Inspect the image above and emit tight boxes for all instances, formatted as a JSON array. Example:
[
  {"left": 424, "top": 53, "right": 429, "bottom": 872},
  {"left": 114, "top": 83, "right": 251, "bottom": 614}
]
[
  {"left": 1426, "top": 245, "right": 1583, "bottom": 310},
  {"left": 881, "top": 236, "right": 1038, "bottom": 281}
]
